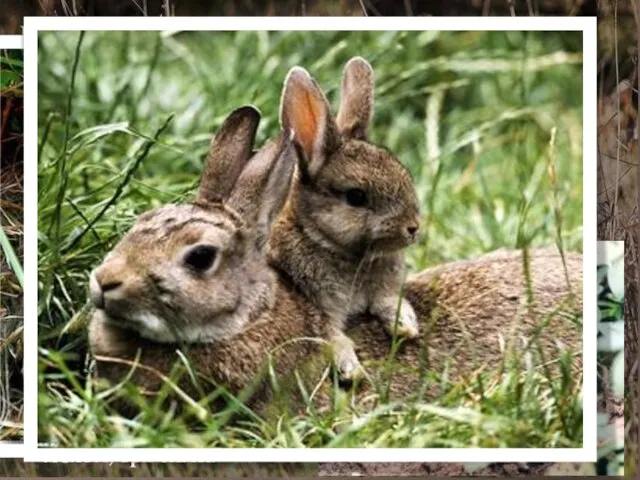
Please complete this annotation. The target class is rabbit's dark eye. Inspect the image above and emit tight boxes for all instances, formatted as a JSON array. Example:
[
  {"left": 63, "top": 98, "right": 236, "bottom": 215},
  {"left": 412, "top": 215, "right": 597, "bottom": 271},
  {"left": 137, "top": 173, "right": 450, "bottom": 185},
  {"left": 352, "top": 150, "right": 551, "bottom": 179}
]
[
  {"left": 183, "top": 245, "right": 218, "bottom": 272},
  {"left": 345, "top": 188, "right": 368, "bottom": 207}
]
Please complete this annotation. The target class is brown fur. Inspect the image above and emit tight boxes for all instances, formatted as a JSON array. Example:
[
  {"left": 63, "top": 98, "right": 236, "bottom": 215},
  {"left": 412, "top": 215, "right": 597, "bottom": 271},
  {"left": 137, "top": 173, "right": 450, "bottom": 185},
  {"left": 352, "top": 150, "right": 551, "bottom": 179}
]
[
  {"left": 346, "top": 247, "right": 582, "bottom": 401},
  {"left": 197, "top": 106, "right": 261, "bottom": 204}
]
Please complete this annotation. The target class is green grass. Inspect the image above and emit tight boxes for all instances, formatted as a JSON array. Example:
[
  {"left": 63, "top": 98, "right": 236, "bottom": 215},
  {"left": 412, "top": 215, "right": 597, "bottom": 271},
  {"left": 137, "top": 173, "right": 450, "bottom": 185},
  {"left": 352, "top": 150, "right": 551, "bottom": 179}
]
[
  {"left": 38, "top": 349, "right": 582, "bottom": 448},
  {"left": 37, "top": 30, "right": 583, "bottom": 448}
]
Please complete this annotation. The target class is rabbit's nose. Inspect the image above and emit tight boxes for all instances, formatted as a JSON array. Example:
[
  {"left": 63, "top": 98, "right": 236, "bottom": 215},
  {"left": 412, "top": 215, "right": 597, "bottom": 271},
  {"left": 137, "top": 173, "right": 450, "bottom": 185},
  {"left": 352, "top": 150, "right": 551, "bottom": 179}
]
[
  {"left": 407, "top": 221, "right": 419, "bottom": 237},
  {"left": 90, "top": 267, "right": 123, "bottom": 309}
]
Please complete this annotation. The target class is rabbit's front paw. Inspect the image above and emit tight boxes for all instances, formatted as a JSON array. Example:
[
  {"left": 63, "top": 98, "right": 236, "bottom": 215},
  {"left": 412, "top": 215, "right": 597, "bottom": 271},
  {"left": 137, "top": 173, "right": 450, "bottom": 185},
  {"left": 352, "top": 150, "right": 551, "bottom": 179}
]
[
  {"left": 383, "top": 298, "right": 419, "bottom": 339},
  {"left": 337, "top": 350, "right": 365, "bottom": 384},
  {"left": 331, "top": 334, "right": 365, "bottom": 384}
]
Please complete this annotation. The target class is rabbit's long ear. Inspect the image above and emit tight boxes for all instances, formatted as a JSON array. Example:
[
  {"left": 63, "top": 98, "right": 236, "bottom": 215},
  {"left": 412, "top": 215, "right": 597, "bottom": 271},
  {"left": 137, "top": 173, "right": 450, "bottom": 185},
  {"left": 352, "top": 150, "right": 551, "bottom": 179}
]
[
  {"left": 280, "top": 67, "right": 341, "bottom": 178},
  {"left": 196, "top": 106, "right": 261, "bottom": 204},
  {"left": 228, "top": 131, "right": 296, "bottom": 245},
  {"left": 336, "top": 57, "right": 374, "bottom": 140}
]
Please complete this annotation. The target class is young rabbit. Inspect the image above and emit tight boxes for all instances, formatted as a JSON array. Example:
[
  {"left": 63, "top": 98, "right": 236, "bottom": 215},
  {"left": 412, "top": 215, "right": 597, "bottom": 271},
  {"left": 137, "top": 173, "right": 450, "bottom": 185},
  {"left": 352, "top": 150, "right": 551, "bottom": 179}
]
[
  {"left": 88, "top": 106, "right": 330, "bottom": 413},
  {"left": 267, "top": 57, "right": 421, "bottom": 382}
]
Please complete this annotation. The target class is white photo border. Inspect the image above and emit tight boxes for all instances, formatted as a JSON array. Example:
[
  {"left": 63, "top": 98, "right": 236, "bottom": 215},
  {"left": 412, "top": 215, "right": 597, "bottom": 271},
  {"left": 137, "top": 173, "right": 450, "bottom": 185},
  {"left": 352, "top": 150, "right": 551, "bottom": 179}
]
[
  {"left": 0, "top": 442, "right": 24, "bottom": 459},
  {"left": 0, "top": 35, "right": 22, "bottom": 49},
  {"left": 0, "top": 33, "right": 24, "bottom": 458},
  {"left": 23, "top": 15, "right": 597, "bottom": 463}
]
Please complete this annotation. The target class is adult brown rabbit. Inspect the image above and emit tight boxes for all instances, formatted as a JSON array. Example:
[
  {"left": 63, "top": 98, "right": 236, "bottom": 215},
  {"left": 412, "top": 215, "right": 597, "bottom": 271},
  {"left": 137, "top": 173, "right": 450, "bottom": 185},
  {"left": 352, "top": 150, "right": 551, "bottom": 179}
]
[
  {"left": 88, "top": 106, "right": 331, "bottom": 414},
  {"left": 267, "top": 57, "right": 421, "bottom": 383}
]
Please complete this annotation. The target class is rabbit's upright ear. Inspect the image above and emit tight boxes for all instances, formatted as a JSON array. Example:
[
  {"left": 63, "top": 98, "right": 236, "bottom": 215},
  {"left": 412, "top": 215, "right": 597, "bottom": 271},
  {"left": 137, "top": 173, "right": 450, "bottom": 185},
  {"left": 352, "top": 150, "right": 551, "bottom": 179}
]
[
  {"left": 336, "top": 57, "right": 374, "bottom": 140},
  {"left": 256, "top": 132, "right": 297, "bottom": 242},
  {"left": 197, "top": 106, "right": 261, "bottom": 204},
  {"left": 228, "top": 131, "right": 296, "bottom": 246},
  {"left": 280, "top": 67, "right": 341, "bottom": 178}
]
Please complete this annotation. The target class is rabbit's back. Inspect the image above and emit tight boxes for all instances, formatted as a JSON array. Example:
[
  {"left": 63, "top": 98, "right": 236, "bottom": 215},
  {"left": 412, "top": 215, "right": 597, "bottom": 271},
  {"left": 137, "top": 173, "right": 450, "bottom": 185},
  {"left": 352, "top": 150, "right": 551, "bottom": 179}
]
[{"left": 337, "top": 247, "right": 583, "bottom": 402}]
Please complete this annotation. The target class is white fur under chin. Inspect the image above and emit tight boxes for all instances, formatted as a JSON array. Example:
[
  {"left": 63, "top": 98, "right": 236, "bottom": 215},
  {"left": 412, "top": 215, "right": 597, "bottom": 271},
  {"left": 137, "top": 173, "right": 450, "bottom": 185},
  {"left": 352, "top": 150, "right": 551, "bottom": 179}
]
[
  {"left": 130, "top": 312, "right": 177, "bottom": 343},
  {"left": 130, "top": 311, "right": 249, "bottom": 345}
]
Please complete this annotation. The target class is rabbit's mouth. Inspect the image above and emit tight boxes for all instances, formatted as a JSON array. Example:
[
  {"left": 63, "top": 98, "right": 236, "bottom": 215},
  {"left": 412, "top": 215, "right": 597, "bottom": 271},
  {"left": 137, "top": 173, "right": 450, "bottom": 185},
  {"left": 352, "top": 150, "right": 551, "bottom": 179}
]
[
  {"left": 101, "top": 313, "right": 139, "bottom": 335},
  {"left": 370, "top": 234, "right": 417, "bottom": 253},
  {"left": 99, "top": 309, "right": 180, "bottom": 344},
  {"left": 94, "top": 310, "right": 140, "bottom": 336},
  {"left": 349, "top": 235, "right": 414, "bottom": 259}
]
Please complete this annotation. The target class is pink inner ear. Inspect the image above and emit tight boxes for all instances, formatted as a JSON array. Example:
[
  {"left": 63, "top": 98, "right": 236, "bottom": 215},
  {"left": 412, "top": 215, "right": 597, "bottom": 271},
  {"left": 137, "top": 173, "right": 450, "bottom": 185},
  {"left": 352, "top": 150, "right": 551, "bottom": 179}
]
[{"left": 287, "top": 82, "right": 324, "bottom": 161}]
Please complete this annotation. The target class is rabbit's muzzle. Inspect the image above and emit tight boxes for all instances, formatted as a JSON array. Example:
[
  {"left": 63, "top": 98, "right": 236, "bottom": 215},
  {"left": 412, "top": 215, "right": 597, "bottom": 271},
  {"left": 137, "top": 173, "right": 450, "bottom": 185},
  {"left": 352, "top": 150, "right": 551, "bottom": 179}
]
[
  {"left": 374, "top": 213, "right": 420, "bottom": 252},
  {"left": 89, "top": 260, "right": 133, "bottom": 318},
  {"left": 89, "top": 263, "right": 178, "bottom": 343}
]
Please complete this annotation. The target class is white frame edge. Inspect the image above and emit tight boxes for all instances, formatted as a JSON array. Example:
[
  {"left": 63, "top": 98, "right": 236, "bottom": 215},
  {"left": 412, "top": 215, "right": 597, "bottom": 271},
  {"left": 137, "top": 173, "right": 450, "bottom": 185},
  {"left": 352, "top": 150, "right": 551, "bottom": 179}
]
[{"left": 22, "top": 15, "right": 597, "bottom": 464}]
